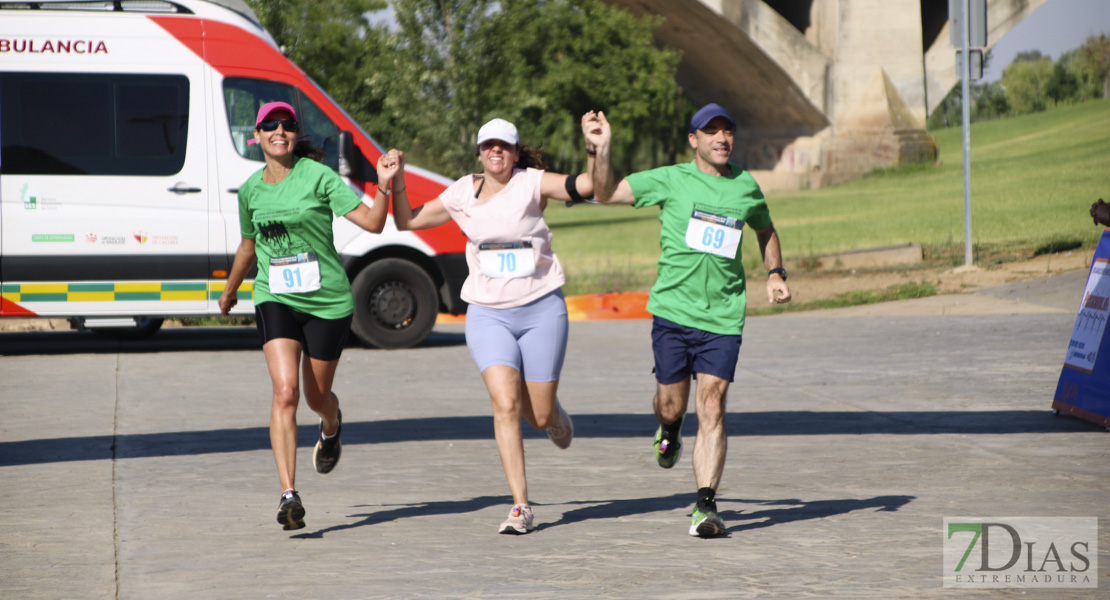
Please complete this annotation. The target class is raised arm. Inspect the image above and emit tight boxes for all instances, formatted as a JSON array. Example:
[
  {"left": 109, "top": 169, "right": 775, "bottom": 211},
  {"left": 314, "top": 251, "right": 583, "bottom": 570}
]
[
  {"left": 586, "top": 110, "right": 636, "bottom": 205},
  {"left": 756, "top": 223, "right": 791, "bottom": 305},
  {"left": 538, "top": 111, "right": 607, "bottom": 205},
  {"left": 389, "top": 152, "right": 452, "bottom": 231},
  {"left": 343, "top": 149, "right": 403, "bottom": 233}
]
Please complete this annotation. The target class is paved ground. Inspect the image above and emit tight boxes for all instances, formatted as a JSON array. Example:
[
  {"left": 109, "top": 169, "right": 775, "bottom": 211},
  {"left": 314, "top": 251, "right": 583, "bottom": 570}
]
[{"left": 1, "top": 270, "right": 1107, "bottom": 599}]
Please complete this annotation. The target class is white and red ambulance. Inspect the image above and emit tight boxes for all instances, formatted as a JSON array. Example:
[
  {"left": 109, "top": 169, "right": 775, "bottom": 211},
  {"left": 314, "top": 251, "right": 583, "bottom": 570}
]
[{"left": 0, "top": 0, "right": 468, "bottom": 348}]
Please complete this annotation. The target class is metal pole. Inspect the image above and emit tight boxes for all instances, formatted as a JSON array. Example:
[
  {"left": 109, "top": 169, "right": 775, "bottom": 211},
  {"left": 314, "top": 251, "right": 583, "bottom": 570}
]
[{"left": 961, "top": 0, "right": 973, "bottom": 267}]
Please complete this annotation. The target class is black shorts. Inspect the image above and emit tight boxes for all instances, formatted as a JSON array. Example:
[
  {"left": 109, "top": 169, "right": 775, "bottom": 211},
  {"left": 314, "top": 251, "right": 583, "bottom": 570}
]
[{"left": 254, "top": 301, "right": 352, "bottom": 361}]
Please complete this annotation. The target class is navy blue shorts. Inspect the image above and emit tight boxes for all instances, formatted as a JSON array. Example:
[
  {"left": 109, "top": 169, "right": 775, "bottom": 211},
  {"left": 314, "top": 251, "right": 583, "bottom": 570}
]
[
  {"left": 650, "top": 316, "right": 742, "bottom": 384},
  {"left": 254, "top": 301, "right": 352, "bottom": 361}
]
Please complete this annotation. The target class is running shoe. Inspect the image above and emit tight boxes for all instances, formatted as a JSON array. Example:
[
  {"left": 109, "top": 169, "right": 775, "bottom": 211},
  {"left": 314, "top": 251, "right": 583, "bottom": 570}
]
[
  {"left": 653, "top": 415, "right": 684, "bottom": 469},
  {"left": 313, "top": 408, "right": 342, "bottom": 474},
  {"left": 689, "top": 506, "right": 727, "bottom": 538},
  {"left": 498, "top": 503, "right": 535, "bottom": 534},
  {"left": 276, "top": 490, "right": 305, "bottom": 531},
  {"left": 547, "top": 401, "right": 574, "bottom": 449}
]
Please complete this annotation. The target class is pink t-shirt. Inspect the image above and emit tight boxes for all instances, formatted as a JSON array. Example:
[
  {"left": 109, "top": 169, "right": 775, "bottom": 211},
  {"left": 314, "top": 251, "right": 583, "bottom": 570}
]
[{"left": 440, "top": 168, "right": 565, "bottom": 308}]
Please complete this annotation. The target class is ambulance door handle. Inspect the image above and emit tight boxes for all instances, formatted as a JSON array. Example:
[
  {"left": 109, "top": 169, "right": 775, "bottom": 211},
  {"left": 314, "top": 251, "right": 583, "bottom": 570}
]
[
  {"left": 227, "top": 188, "right": 239, "bottom": 194},
  {"left": 167, "top": 183, "right": 203, "bottom": 194}
]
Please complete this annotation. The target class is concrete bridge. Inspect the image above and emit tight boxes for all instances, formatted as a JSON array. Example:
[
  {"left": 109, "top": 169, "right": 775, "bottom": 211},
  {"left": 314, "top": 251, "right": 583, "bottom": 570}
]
[{"left": 605, "top": 0, "right": 1049, "bottom": 189}]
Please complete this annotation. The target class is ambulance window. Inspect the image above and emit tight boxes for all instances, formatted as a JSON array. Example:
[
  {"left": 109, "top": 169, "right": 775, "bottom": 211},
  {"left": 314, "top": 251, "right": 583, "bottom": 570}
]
[
  {"left": 222, "top": 78, "right": 296, "bottom": 163},
  {"left": 222, "top": 77, "right": 341, "bottom": 172},
  {"left": 0, "top": 72, "right": 189, "bottom": 176},
  {"left": 295, "top": 93, "right": 341, "bottom": 172}
]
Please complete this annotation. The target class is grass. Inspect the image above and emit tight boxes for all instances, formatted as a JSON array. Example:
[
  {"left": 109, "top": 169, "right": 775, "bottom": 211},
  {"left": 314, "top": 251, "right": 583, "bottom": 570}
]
[
  {"left": 747, "top": 282, "right": 939, "bottom": 316},
  {"left": 546, "top": 99, "right": 1110, "bottom": 295}
]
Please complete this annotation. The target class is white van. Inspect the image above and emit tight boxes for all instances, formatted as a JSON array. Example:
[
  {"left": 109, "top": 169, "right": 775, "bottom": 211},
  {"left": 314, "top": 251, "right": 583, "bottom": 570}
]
[{"left": 0, "top": 0, "right": 468, "bottom": 348}]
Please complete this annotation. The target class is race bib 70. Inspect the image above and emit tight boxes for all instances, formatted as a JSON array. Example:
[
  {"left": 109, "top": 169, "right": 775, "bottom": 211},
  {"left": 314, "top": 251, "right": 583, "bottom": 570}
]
[{"left": 478, "top": 241, "right": 536, "bottom": 278}]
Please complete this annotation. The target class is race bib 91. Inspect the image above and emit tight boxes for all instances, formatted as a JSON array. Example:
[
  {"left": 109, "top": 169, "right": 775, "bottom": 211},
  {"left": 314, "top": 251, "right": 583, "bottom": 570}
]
[
  {"left": 478, "top": 242, "right": 536, "bottom": 278},
  {"left": 269, "top": 252, "right": 322, "bottom": 294},
  {"left": 685, "top": 209, "right": 743, "bottom": 259}
]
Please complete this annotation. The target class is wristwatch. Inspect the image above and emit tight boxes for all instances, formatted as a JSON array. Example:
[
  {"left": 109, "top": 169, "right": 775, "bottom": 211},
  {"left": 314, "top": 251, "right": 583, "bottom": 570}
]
[{"left": 768, "top": 267, "right": 788, "bottom": 280}]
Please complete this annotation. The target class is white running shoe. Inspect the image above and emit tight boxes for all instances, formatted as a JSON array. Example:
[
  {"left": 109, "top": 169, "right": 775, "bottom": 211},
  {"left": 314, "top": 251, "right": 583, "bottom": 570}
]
[
  {"left": 498, "top": 503, "right": 535, "bottom": 534},
  {"left": 546, "top": 401, "right": 573, "bottom": 450}
]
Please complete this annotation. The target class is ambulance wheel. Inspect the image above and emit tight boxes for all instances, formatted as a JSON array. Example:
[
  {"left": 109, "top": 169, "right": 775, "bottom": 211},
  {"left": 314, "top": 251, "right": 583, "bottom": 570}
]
[
  {"left": 350, "top": 258, "right": 438, "bottom": 349},
  {"left": 96, "top": 317, "right": 165, "bottom": 340}
]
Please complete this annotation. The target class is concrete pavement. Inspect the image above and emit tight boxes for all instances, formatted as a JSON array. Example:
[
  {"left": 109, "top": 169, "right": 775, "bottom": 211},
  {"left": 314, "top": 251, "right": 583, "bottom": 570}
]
[{"left": 1, "top": 271, "right": 1107, "bottom": 599}]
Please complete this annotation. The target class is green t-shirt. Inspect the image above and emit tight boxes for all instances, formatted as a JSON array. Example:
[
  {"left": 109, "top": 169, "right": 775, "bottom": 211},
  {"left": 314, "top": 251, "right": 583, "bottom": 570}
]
[
  {"left": 238, "top": 157, "right": 363, "bottom": 319},
  {"left": 627, "top": 161, "right": 771, "bottom": 335}
]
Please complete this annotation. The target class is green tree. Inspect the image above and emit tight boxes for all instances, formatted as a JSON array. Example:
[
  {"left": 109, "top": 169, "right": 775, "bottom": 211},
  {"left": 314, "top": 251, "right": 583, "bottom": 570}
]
[
  {"left": 1011, "top": 49, "right": 1046, "bottom": 64},
  {"left": 1045, "top": 62, "right": 1079, "bottom": 106},
  {"left": 357, "top": 0, "right": 686, "bottom": 178},
  {"left": 244, "top": 0, "right": 389, "bottom": 130},
  {"left": 238, "top": 1, "right": 724, "bottom": 179},
  {"left": 1001, "top": 57, "right": 1053, "bottom": 115},
  {"left": 972, "top": 81, "right": 1009, "bottom": 120},
  {"left": 926, "top": 80, "right": 1009, "bottom": 129},
  {"left": 1072, "top": 34, "right": 1110, "bottom": 100}
]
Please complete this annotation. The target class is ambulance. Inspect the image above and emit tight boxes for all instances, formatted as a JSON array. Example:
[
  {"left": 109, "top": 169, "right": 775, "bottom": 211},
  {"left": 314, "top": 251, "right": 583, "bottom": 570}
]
[{"left": 0, "top": 0, "right": 468, "bottom": 348}]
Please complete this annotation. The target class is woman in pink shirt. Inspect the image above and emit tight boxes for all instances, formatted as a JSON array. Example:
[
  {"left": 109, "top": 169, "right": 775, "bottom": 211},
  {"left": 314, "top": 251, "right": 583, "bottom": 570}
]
[{"left": 393, "top": 113, "right": 605, "bottom": 533}]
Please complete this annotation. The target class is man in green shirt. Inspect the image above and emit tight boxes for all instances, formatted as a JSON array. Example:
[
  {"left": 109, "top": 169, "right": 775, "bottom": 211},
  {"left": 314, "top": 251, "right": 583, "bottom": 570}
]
[{"left": 586, "top": 104, "right": 791, "bottom": 537}]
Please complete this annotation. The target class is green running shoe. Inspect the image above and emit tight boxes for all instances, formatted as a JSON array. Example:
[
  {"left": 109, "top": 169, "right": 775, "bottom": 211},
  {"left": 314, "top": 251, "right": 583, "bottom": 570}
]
[
  {"left": 689, "top": 506, "right": 726, "bottom": 538},
  {"left": 653, "top": 415, "right": 684, "bottom": 468}
]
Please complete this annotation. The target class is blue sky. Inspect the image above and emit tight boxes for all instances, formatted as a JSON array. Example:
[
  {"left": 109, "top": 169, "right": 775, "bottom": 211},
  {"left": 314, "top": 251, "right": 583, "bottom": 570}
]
[{"left": 982, "top": 0, "right": 1110, "bottom": 81}]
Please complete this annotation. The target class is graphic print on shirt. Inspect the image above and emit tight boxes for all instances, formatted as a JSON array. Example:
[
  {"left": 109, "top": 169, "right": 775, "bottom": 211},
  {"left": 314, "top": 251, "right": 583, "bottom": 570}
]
[{"left": 257, "top": 218, "right": 322, "bottom": 294}]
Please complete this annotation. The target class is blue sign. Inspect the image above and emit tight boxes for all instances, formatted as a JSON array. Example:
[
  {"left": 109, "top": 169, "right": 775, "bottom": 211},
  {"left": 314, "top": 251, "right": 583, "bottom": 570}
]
[{"left": 1053, "top": 228, "right": 1110, "bottom": 428}]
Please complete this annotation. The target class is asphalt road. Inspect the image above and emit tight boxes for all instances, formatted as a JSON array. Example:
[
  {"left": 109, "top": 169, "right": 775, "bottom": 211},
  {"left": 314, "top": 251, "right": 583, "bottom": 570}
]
[{"left": 1, "top": 271, "right": 1106, "bottom": 599}]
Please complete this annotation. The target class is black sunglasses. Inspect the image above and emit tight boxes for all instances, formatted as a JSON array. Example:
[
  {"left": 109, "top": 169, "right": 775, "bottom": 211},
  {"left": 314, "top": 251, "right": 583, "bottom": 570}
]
[{"left": 257, "top": 119, "right": 299, "bottom": 133}]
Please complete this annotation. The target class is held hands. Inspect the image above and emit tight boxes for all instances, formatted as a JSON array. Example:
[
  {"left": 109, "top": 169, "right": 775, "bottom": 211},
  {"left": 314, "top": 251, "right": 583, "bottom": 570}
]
[
  {"left": 582, "top": 110, "right": 610, "bottom": 154},
  {"left": 376, "top": 149, "right": 406, "bottom": 192},
  {"left": 1092, "top": 198, "right": 1110, "bottom": 227}
]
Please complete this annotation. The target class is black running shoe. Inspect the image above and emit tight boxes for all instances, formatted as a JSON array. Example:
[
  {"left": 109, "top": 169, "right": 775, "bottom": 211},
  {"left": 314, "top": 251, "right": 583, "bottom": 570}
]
[
  {"left": 313, "top": 408, "right": 342, "bottom": 474},
  {"left": 276, "top": 490, "right": 305, "bottom": 530}
]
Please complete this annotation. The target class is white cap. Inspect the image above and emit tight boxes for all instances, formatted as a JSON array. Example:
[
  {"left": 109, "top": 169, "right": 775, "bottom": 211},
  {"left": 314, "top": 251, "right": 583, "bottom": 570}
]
[{"left": 476, "top": 118, "right": 519, "bottom": 146}]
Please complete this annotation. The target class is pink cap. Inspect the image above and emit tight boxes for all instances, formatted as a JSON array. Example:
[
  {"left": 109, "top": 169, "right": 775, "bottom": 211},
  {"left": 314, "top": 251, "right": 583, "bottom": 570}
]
[
  {"left": 255, "top": 101, "right": 297, "bottom": 127},
  {"left": 249, "top": 101, "right": 297, "bottom": 145}
]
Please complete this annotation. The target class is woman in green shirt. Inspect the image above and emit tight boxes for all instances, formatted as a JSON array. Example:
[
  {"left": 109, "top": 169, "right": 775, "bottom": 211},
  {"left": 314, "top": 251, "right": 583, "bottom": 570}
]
[{"left": 218, "top": 101, "right": 397, "bottom": 531}]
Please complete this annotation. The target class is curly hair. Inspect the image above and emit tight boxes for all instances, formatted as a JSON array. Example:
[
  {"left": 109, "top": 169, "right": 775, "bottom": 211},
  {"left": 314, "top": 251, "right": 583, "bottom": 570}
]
[{"left": 514, "top": 144, "right": 546, "bottom": 170}]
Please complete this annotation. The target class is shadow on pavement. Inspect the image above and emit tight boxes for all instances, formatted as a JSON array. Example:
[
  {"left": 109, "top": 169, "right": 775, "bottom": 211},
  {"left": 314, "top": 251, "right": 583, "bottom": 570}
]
[
  {"left": 725, "top": 495, "right": 915, "bottom": 534},
  {"left": 0, "top": 411, "right": 1099, "bottom": 468},
  {"left": 0, "top": 327, "right": 466, "bottom": 355},
  {"left": 288, "top": 493, "right": 916, "bottom": 537},
  {"left": 291, "top": 495, "right": 513, "bottom": 539}
]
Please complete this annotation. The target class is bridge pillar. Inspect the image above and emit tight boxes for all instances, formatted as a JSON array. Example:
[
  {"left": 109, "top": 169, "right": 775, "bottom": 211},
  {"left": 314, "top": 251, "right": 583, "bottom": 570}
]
[{"left": 605, "top": 0, "right": 1049, "bottom": 190}]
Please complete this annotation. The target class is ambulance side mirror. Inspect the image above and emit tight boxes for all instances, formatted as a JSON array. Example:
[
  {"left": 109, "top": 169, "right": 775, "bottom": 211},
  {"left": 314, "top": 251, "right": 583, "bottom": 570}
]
[{"left": 337, "top": 130, "right": 355, "bottom": 178}]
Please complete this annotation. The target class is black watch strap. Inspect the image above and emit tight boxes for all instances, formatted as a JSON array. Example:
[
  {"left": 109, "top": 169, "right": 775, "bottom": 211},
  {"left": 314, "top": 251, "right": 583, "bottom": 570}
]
[{"left": 768, "top": 267, "right": 787, "bottom": 280}]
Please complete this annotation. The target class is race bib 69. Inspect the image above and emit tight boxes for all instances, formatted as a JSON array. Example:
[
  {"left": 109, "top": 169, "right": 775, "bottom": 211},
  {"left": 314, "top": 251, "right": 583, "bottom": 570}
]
[{"left": 685, "top": 209, "right": 743, "bottom": 259}]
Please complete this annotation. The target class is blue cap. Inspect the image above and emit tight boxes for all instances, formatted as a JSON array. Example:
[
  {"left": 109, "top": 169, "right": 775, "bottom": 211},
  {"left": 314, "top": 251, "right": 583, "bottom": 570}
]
[{"left": 690, "top": 103, "right": 735, "bottom": 133}]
